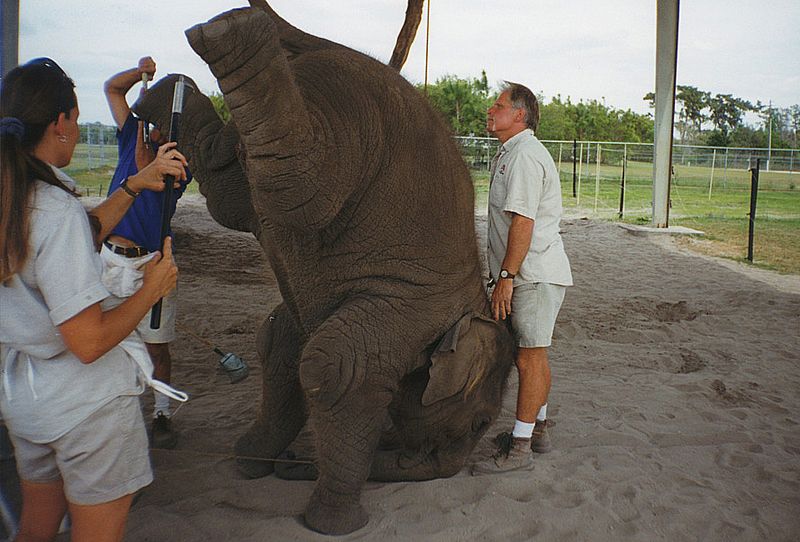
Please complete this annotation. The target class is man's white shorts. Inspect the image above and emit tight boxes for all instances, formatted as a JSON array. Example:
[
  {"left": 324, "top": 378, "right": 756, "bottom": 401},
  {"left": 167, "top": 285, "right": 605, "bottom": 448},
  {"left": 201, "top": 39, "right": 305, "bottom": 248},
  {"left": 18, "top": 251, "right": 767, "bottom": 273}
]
[
  {"left": 510, "top": 282, "right": 566, "bottom": 348},
  {"left": 100, "top": 244, "right": 177, "bottom": 344}
]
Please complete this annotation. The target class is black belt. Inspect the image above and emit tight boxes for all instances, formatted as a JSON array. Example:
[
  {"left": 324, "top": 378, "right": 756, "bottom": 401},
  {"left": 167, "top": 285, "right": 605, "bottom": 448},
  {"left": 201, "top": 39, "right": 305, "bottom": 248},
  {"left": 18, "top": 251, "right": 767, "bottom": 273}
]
[{"left": 104, "top": 241, "right": 149, "bottom": 258}]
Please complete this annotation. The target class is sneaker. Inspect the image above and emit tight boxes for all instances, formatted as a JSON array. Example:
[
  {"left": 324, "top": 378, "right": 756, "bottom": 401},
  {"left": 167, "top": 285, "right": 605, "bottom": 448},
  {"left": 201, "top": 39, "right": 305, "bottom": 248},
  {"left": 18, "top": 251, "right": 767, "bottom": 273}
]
[
  {"left": 531, "top": 419, "right": 552, "bottom": 454},
  {"left": 471, "top": 435, "right": 533, "bottom": 475},
  {"left": 150, "top": 411, "right": 178, "bottom": 449}
]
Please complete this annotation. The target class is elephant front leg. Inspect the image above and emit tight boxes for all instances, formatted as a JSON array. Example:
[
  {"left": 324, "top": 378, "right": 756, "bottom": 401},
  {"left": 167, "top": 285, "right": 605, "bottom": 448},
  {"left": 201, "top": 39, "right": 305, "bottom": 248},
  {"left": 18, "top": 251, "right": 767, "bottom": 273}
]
[
  {"left": 235, "top": 304, "right": 307, "bottom": 478},
  {"left": 303, "top": 393, "right": 390, "bottom": 535},
  {"left": 298, "top": 300, "right": 404, "bottom": 535}
]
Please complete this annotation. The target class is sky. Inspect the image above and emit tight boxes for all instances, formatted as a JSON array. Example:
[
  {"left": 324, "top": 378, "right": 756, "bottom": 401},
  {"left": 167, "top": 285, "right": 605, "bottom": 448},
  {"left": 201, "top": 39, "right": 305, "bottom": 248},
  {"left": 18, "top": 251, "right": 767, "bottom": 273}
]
[{"left": 17, "top": 0, "right": 800, "bottom": 126}]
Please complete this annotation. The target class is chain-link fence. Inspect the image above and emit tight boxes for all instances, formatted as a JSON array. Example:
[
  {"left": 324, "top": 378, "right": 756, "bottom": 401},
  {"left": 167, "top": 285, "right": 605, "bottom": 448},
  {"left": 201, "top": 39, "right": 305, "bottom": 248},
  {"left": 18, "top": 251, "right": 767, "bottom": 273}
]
[
  {"left": 456, "top": 136, "right": 800, "bottom": 219},
  {"left": 69, "top": 130, "right": 799, "bottom": 220}
]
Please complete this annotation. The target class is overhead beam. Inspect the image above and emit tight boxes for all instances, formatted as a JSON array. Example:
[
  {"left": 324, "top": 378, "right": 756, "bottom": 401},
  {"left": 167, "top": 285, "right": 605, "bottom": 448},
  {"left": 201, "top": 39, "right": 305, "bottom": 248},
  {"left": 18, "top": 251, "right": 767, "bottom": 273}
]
[{"left": 652, "top": 0, "right": 679, "bottom": 228}]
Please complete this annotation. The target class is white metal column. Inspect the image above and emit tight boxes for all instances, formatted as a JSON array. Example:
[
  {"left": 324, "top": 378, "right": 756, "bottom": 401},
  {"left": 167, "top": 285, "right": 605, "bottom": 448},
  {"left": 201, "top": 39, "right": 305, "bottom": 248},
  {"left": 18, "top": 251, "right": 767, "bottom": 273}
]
[
  {"left": 652, "top": 0, "right": 680, "bottom": 227},
  {"left": 1, "top": 0, "right": 19, "bottom": 78}
]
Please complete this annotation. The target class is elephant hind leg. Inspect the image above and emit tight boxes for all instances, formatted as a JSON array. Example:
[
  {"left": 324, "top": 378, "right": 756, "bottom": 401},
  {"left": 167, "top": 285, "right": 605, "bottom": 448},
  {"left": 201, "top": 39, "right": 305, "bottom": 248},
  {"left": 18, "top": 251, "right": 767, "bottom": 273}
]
[
  {"left": 235, "top": 303, "right": 307, "bottom": 478},
  {"left": 369, "top": 435, "right": 474, "bottom": 482}
]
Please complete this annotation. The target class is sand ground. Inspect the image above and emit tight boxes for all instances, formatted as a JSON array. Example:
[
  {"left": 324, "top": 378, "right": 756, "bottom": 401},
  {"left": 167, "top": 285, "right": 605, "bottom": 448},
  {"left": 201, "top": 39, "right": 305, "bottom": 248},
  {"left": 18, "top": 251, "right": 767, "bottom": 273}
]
[{"left": 55, "top": 195, "right": 800, "bottom": 541}]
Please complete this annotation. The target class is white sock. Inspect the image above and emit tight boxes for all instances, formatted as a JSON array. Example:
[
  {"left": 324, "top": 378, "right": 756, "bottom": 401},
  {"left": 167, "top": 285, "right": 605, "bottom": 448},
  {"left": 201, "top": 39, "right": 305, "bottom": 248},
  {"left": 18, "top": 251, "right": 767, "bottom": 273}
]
[
  {"left": 153, "top": 391, "right": 170, "bottom": 419},
  {"left": 537, "top": 404, "right": 548, "bottom": 422},
  {"left": 512, "top": 420, "right": 535, "bottom": 439}
]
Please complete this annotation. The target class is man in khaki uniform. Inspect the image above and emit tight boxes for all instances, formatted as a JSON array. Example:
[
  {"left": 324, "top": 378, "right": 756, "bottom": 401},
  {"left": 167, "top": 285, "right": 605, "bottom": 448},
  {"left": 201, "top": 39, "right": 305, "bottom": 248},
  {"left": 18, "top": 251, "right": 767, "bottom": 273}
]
[{"left": 473, "top": 82, "right": 572, "bottom": 474}]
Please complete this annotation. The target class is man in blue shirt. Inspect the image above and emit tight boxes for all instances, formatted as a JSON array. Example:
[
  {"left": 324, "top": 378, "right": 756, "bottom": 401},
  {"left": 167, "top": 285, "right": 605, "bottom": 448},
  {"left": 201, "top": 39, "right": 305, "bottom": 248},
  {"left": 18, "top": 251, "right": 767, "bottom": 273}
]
[{"left": 103, "top": 57, "right": 190, "bottom": 449}]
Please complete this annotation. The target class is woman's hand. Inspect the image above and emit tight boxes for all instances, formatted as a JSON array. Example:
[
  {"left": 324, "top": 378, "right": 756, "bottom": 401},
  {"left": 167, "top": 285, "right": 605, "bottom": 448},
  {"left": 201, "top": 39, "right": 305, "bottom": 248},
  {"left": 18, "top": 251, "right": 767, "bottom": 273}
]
[
  {"left": 141, "top": 236, "right": 179, "bottom": 303},
  {"left": 127, "top": 142, "right": 188, "bottom": 193}
]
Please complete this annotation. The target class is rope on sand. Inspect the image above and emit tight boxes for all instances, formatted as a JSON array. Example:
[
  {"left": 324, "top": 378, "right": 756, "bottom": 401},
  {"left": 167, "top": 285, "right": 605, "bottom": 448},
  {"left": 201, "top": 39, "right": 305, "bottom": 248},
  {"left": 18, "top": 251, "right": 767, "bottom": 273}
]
[{"left": 150, "top": 447, "right": 316, "bottom": 466}]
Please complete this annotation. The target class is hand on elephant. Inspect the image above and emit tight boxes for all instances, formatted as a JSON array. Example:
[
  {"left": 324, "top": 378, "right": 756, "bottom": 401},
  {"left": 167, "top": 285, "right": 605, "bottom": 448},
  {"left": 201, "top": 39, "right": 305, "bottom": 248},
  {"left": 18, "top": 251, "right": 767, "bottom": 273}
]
[{"left": 491, "top": 279, "right": 514, "bottom": 321}]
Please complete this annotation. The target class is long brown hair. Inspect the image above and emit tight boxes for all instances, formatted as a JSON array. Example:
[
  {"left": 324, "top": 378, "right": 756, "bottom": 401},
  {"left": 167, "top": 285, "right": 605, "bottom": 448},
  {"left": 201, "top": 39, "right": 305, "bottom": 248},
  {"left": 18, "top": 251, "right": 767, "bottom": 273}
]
[{"left": 0, "top": 58, "right": 78, "bottom": 282}]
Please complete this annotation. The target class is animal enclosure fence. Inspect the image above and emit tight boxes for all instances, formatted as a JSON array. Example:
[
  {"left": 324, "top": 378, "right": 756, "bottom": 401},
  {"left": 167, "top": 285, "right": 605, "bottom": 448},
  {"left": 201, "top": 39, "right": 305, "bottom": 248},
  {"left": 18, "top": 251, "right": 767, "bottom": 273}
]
[{"left": 455, "top": 136, "right": 800, "bottom": 221}]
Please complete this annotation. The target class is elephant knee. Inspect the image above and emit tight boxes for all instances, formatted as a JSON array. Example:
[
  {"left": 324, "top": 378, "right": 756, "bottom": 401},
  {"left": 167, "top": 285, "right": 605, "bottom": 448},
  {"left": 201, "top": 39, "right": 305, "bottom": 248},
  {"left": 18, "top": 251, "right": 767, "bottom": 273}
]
[{"left": 299, "top": 348, "right": 355, "bottom": 411}]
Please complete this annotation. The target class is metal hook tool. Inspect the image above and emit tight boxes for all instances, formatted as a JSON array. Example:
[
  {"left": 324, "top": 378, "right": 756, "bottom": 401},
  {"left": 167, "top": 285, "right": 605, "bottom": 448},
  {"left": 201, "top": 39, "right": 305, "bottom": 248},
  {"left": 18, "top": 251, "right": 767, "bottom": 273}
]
[{"left": 177, "top": 324, "right": 249, "bottom": 384}]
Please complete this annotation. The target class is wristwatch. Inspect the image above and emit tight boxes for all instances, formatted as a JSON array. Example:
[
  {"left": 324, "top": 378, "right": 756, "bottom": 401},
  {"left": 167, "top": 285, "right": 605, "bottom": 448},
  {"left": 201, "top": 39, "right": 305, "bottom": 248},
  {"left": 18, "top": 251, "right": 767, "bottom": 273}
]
[{"left": 499, "top": 269, "right": 515, "bottom": 280}]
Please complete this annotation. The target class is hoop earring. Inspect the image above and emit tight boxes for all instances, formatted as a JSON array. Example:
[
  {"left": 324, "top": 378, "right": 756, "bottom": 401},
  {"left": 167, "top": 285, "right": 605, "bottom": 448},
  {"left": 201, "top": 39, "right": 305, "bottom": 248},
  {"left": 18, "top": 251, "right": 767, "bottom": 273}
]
[{"left": 58, "top": 135, "right": 67, "bottom": 143}]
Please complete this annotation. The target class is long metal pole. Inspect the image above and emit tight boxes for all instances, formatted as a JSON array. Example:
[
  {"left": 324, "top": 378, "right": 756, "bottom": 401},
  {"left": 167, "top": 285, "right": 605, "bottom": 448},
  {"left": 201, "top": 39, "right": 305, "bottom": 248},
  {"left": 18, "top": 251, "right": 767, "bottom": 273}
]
[
  {"left": 766, "top": 100, "right": 772, "bottom": 171},
  {"left": 423, "top": 0, "right": 431, "bottom": 92}
]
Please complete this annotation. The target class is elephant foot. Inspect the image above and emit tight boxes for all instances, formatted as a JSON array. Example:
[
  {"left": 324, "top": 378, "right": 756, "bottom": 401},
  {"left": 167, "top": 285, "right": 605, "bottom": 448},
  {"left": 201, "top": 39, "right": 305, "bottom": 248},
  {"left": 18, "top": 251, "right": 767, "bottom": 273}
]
[
  {"left": 304, "top": 492, "right": 368, "bottom": 536},
  {"left": 186, "top": 7, "right": 274, "bottom": 67},
  {"left": 274, "top": 450, "right": 319, "bottom": 480},
  {"left": 234, "top": 427, "right": 276, "bottom": 479}
]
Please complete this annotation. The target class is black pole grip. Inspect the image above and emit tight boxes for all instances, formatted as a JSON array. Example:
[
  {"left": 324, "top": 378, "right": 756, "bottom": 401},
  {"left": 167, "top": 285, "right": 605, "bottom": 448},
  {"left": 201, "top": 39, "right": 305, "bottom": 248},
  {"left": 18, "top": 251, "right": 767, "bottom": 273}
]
[{"left": 150, "top": 80, "right": 185, "bottom": 329}]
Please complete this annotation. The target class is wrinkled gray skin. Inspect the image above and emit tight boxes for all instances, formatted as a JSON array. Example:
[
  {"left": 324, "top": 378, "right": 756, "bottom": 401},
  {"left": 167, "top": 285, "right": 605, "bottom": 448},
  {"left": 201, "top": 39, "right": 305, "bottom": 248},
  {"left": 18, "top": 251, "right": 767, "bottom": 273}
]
[{"left": 133, "top": 2, "right": 514, "bottom": 536}]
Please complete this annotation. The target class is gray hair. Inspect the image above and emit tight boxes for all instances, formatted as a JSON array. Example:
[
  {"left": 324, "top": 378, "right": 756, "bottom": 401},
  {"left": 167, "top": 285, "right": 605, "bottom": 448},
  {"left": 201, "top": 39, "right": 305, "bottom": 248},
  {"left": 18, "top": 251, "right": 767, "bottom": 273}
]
[{"left": 499, "top": 81, "right": 540, "bottom": 133}]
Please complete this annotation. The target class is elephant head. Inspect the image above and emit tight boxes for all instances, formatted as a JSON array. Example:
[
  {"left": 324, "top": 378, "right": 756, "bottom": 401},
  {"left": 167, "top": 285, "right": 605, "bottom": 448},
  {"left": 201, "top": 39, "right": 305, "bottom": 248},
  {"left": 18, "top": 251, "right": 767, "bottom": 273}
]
[{"left": 370, "top": 313, "right": 516, "bottom": 481}]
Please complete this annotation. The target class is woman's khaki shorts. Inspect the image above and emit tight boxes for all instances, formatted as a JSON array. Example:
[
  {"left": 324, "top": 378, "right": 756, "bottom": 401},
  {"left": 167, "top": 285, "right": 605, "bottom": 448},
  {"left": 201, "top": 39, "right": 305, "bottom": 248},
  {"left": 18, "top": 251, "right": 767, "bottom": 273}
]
[
  {"left": 9, "top": 395, "right": 152, "bottom": 505},
  {"left": 510, "top": 282, "right": 566, "bottom": 348}
]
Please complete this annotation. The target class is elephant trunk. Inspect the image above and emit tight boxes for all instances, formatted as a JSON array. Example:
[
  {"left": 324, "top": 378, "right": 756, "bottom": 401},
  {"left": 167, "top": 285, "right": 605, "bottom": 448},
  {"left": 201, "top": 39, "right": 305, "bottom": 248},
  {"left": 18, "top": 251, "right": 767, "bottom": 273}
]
[{"left": 186, "top": 8, "right": 330, "bottom": 229}]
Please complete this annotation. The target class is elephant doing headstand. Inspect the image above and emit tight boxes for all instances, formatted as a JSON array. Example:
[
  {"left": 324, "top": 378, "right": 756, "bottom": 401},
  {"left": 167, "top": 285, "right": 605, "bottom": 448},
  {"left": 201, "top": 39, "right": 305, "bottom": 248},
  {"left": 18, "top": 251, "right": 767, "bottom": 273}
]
[{"left": 133, "top": 1, "right": 515, "bottom": 535}]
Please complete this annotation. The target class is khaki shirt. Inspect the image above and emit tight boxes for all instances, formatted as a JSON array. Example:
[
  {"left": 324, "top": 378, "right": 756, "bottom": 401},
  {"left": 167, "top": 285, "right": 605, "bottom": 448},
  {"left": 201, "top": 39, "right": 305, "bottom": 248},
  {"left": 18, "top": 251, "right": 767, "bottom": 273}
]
[{"left": 487, "top": 129, "right": 573, "bottom": 286}]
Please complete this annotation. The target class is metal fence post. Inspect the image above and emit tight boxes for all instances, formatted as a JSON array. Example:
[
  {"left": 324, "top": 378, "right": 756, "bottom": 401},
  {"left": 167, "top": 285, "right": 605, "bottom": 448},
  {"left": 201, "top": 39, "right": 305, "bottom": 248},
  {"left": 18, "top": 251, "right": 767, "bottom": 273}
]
[
  {"left": 707, "top": 148, "right": 716, "bottom": 200},
  {"left": 594, "top": 143, "right": 601, "bottom": 213},
  {"left": 572, "top": 139, "right": 577, "bottom": 198},
  {"left": 577, "top": 142, "right": 584, "bottom": 206},
  {"left": 747, "top": 158, "right": 760, "bottom": 262},
  {"left": 619, "top": 144, "right": 627, "bottom": 219}
]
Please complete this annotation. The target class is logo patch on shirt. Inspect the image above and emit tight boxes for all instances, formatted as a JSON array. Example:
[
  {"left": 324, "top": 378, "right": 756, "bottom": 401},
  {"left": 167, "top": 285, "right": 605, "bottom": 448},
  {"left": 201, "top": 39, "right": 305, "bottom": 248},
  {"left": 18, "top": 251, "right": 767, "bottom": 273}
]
[{"left": 499, "top": 164, "right": 506, "bottom": 175}]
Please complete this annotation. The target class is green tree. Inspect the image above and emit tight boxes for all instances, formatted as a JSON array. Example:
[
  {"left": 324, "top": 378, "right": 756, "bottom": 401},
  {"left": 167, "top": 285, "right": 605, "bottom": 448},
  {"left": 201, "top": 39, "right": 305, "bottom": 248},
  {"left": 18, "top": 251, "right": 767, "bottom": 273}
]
[
  {"left": 539, "top": 96, "right": 653, "bottom": 143},
  {"left": 419, "top": 74, "right": 494, "bottom": 135},
  {"left": 789, "top": 105, "right": 800, "bottom": 147},
  {"left": 707, "top": 93, "right": 753, "bottom": 135},
  {"left": 675, "top": 85, "right": 709, "bottom": 143},
  {"left": 208, "top": 91, "right": 231, "bottom": 123}
]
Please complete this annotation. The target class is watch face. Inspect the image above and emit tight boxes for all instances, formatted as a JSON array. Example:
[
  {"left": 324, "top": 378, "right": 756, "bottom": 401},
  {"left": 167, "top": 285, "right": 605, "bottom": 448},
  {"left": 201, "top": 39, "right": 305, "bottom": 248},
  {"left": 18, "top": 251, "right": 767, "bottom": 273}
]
[{"left": 500, "top": 270, "right": 509, "bottom": 278}]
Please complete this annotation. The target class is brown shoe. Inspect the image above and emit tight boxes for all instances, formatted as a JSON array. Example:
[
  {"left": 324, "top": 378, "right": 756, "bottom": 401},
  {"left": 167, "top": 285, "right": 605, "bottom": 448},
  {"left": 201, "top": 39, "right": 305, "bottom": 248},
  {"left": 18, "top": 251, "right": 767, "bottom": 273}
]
[
  {"left": 531, "top": 420, "right": 552, "bottom": 454},
  {"left": 471, "top": 435, "right": 533, "bottom": 475}
]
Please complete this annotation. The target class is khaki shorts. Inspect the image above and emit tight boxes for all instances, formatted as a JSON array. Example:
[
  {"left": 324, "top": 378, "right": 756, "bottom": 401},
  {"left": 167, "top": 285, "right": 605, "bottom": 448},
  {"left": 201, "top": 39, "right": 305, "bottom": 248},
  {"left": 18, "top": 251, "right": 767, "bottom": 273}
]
[
  {"left": 509, "top": 282, "right": 566, "bottom": 348},
  {"left": 9, "top": 395, "right": 152, "bottom": 505}
]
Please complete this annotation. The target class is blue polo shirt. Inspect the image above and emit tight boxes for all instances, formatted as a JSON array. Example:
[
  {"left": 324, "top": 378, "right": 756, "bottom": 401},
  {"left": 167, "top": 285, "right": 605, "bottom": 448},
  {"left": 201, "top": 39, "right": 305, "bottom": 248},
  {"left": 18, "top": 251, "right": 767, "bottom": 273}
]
[{"left": 107, "top": 114, "right": 190, "bottom": 252}]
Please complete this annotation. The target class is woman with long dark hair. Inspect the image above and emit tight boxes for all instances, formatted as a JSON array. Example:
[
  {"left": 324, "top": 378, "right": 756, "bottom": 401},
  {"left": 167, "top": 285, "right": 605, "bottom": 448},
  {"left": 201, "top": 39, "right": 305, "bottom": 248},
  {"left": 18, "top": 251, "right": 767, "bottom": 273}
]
[{"left": 0, "top": 58, "right": 187, "bottom": 542}]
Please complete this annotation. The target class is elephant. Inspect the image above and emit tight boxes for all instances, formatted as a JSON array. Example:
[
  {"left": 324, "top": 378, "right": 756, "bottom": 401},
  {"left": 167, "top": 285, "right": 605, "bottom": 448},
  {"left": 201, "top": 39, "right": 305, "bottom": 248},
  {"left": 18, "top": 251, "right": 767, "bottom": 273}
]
[{"left": 133, "top": 1, "right": 515, "bottom": 535}]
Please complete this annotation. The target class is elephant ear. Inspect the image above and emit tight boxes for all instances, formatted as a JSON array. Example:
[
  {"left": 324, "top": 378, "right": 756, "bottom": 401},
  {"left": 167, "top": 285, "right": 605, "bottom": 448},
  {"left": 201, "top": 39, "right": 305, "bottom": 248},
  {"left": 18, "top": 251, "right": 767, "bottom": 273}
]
[{"left": 422, "top": 312, "right": 500, "bottom": 406}]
